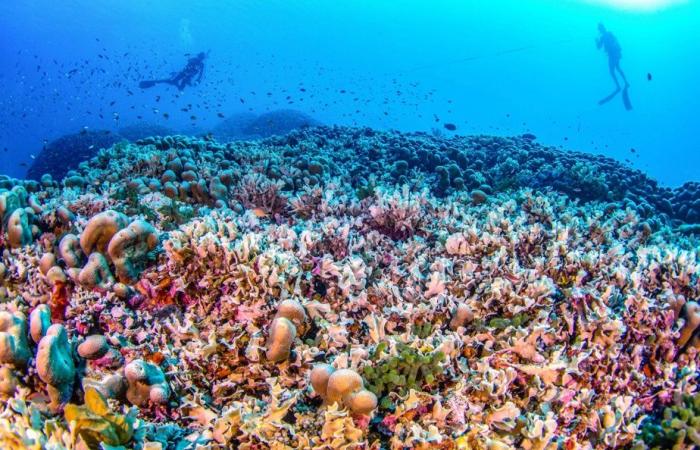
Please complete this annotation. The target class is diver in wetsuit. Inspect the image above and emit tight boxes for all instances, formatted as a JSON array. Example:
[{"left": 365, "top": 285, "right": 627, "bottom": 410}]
[
  {"left": 596, "top": 24, "right": 628, "bottom": 89},
  {"left": 139, "top": 52, "right": 207, "bottom": 90}
]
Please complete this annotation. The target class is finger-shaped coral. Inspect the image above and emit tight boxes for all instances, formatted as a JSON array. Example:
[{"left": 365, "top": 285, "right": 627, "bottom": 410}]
[
  {"left": 325, "top": 369, "right": 363, "bottom": 404},
  {"left": 265, "top": 317, "right": 297, "bottom": 363},
  {"left": 0, "top": 190, "right": 21, "bottom": 222},
  {"left": 274, "top": 299, "right": 307, "bottom": 332},
  {"left": 29, "top": 304, "right": 52, "bottom": 344},
  {"left": 36, "top": 324, "right": 76, "bottom": 409},
  {"left": 78, "top": 252, "right": 115, "bottom": 290},
  {"left": 39, "top": 252, "right": 56, "bottom": 275},
  {"left": 0, "top": 311, "right": 31, "bottom": 367},
  {"left": 0, "top": 365, "right": 19, "bottom": 397},
  {"left": 124, "top": 359, "right": 170, "bottom": 406},
  {"left": 107, "top": 219, "right": 158, "bottom": 284},
  {"left": 58, "top": 233, "right": 84, "bottom": 268},
  {"left": 311, "top": 366, "right": 378, "bottom": 415},
  {"left": 56, "top": 205, "right": 75, "bottom": 225},
  {"left": 310, "top": 364, "right": 335, "bottom": 398},
  {"left": 345, "top": 389, "right": 378, "bottom": 415},
  {"left": 6, "top": 208, "right": 33, "bottom": 248},
  {"left": 678, "top": 301, "right": 700, "bottom": 348},
  {"left": 46, "top": 266, "right": 67, "bottom": 286},
  {"left": 80, "top": 210, "right": 129, "bottom": 255},
  {"left": 77, "top": 335, "right": 110, "bottom": 360}
]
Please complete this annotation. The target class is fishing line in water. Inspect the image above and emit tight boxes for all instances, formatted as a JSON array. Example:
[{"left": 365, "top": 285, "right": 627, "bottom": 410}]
[{"left": 390, "top": 37, "right": 581, "bottom": 76}]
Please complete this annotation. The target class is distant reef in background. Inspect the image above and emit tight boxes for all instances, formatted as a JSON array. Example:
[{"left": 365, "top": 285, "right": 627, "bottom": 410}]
[
  {"left": 24, "top": 123, "right": 699, "bottom": 225},
  {"left": 209, "top": 109, "right": 321, "bottom": 141},
  {"left": 26, "top": 109, "right": 321, "bottom": 181},
  {"left": 118, "top": 123, "right": 176, "bottom": 142},
  {"left": 25, "top": 130, "right": 122, "bottom": 181}
]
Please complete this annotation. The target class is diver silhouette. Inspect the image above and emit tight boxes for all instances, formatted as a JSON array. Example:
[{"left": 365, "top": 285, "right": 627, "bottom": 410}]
[
  {"left": 139, "top": 52, "right": 207, "bottom": 91},
  {"left": 596, "top": 24, "right": 632, "bottom": 110}
]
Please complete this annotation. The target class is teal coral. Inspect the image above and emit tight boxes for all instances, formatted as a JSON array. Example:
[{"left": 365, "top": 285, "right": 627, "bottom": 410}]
[
  {"left": 363, "top": 342, "right": 446, "bottom": 403},
  {"left": 636, "top": 393, "right": 700, "bottom": 449}
]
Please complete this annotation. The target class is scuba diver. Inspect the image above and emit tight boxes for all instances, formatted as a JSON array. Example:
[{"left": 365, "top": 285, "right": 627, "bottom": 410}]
[
  {"left": 596, "top": 24, "right": 632, "bottom": 110},
  {"left": 596, "top": 23, "right": 628, "bottom": 89},
  {"left": 139, "top": 52, "right": 207, "bottom": 90}
]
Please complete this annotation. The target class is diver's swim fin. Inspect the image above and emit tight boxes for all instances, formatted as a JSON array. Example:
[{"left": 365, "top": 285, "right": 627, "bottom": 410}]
[
  {"left": 622, "top": 86, "right": 632, "bottom": 111},
  {"left": 139, "top": 80, "right": 158, "bottom": 89},
  {"left": 598, "top": 88, "right": 620, "bottom": 105},
  {"left": 139, "top": 79, "right": 170, "bottom": 89}
]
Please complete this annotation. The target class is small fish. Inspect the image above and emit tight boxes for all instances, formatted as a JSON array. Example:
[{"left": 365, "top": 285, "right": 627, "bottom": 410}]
[
  {"left": 647, "top": 73, "right": 652, "bottom": 81},
  {"left": 217, "top": 112, "right": 225, "bottom": 118},
  {"left": 251, "top": 208, "right": 268, "bottom": 218},
  {"left": 444, "top": 123, "right": 457, "bottom": 131},
  {"left": 163, "top": 113, "right": 169, "bottom": 119},
  {"left": 190, "top": 115, "right": 197, "bottom": 121}
]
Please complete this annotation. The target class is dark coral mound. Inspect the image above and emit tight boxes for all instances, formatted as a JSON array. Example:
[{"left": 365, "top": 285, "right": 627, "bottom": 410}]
[
  {"left": 210, "top": 109, "right": 321, "bottom": 142},
  {"left": 118, "top": 123, "right": 176, "bottom": 142},
  {"left": 260, "top": 126, "right": 697, "bottom": 224},
  {"left": 26, "top": 130, "right": 123, "bottom": 181},
  {"left": 209, "top": 112, "right": 259, "bottom": 142},
  {"left": 671, "top": 182, "right": 700, "bottom": 223},
  {"left": 240, "top": 109, "right": 321, "bottom": 138}
]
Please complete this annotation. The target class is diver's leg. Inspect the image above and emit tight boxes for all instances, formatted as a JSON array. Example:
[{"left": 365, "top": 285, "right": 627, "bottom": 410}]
[
  {"left": 609, "top": 59, "right": 620, "bottom": 89},
  {"left": 616, "top": 63, "right": 629, "bottom": 87}
]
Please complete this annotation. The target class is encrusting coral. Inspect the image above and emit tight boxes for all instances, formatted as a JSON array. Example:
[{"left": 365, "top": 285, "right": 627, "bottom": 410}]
[{"left": 0, "top": 127, "right": 698, "bottom": 449}]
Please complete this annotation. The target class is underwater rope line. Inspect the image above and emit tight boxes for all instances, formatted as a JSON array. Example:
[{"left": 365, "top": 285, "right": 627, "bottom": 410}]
[{"left": 392, "top": 37, "right": 580, "bottom": 75}]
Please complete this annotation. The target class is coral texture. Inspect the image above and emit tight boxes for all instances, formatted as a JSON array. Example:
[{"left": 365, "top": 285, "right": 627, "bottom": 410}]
[{"left": 0, "top": 127, "right": 698, "bottom": 449}]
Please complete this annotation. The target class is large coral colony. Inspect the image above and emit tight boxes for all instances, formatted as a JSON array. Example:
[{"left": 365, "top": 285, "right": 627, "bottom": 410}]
[{"left": 0, "top": 126, "right": 699, "bottom": 449}]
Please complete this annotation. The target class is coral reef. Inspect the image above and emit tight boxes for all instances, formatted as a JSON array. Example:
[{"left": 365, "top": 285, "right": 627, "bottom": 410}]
[
  {"left": 118, "top": 122, "right": 176, "bottom": 142},
  {"left": 0, "top": 126, "right": 698, "bottom": 449},
  {"left": 25, "top": 130, "right": 123, "bottom": 181},
  {"left": 36, "top": 324, "right": 76, "bottom": 409},
  {"left": 210, "top": 109, "right": 321, "bottom": 142},
  {"left": 635, "top": 391, "right": 700, "bottom": 449}
]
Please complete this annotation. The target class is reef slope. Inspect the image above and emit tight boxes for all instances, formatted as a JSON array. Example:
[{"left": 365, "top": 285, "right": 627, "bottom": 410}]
[{"left": 0, "top": 126, "right": 698, "bottom": 449}]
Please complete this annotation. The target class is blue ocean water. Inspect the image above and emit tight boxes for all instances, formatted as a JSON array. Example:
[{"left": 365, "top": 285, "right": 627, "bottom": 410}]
[{"left": 0, "top": 0, "right": 698, "bottom": 185}]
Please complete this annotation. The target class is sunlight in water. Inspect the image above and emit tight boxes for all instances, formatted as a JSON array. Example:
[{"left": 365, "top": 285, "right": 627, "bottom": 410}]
[{"left": 583, "top": 0, "right": 687, "bottom": 10}]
